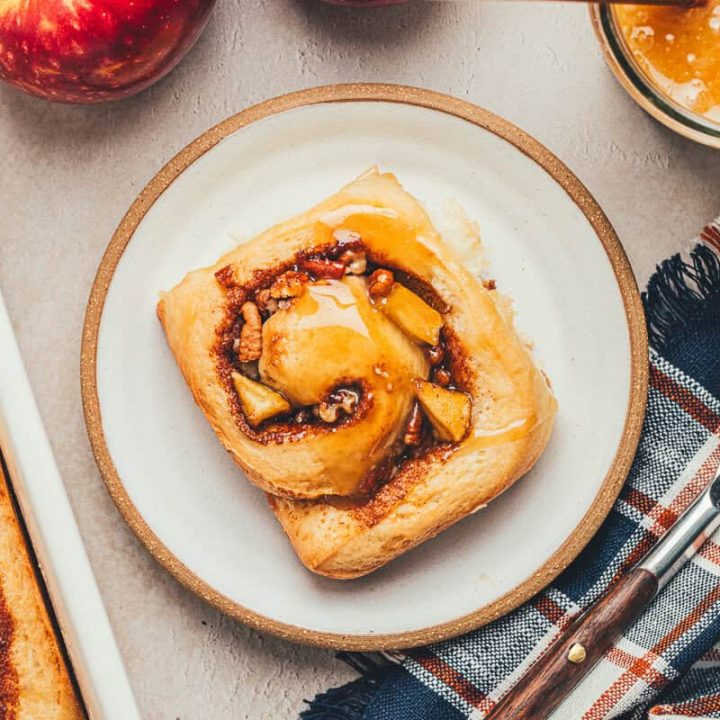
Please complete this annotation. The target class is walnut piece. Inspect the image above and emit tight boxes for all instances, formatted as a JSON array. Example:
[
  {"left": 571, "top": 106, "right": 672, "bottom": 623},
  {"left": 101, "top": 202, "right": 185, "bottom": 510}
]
[
  {"left": 368, "top": 269, "right": 394, "bottom": 298},
  {"left": 237, "top": 302, "right": 262, "bottom": 362}
]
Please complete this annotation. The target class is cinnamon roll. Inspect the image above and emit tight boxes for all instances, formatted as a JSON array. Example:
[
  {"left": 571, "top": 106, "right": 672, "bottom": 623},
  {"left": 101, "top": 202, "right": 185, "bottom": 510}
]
[{"left": 158, "top": 169, "right": 557, "bottom": 578}]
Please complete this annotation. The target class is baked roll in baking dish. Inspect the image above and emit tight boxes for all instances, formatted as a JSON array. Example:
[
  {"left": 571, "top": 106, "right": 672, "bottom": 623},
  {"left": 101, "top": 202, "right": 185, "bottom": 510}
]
[
  {"left": 0, "top": 464, "right": 81, "bottom": 719},
  {"left": 158, "top": 169, "right": 557, "bottom": 578}
]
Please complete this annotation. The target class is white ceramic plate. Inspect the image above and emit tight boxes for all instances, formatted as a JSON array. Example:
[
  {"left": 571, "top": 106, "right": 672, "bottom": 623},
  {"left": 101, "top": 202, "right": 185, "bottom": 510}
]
[{"left": 82, "top": 85, "right": 647, "bottom": 650}]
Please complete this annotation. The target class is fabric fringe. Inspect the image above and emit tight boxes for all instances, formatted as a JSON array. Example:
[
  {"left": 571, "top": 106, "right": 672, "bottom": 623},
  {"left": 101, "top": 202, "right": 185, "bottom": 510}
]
[
  {"left": 300, "top": 653, "right": 392, "bottom": 720},
  {"left": 642, "top": 234, "right": 720, "bottom": 352}
]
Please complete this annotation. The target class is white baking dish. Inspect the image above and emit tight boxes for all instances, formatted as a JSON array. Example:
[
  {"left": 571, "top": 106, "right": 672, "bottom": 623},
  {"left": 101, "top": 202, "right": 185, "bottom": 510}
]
[{"left": 0, "top": 288, "right": 140, "bottom": 720}]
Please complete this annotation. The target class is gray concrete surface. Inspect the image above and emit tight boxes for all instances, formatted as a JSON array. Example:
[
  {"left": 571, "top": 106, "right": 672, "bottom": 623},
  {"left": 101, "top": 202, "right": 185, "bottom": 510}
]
[{"left": 0, "top": 0, "right": 718, "bottom": 718}]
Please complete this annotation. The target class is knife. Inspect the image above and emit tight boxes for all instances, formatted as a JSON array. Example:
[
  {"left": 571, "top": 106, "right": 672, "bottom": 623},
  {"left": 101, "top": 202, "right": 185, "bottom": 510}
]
[{"left": 486, "top": 462, "right": 720, "bottom": 720}]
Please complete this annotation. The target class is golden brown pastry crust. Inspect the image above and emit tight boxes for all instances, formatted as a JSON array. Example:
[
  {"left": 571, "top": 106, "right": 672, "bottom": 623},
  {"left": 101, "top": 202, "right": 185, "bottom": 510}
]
[
  {"left": 159, "top": 169, "right": 557, "bottom": 578},
  {"left": 0, "top": 464, "right": 81, "bottom": 719}
]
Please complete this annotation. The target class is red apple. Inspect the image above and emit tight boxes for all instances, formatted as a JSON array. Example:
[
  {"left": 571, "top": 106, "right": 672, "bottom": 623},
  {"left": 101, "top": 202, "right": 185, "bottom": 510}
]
[{"left": 0, "top": 0, "right": 216, "bottom": 103}]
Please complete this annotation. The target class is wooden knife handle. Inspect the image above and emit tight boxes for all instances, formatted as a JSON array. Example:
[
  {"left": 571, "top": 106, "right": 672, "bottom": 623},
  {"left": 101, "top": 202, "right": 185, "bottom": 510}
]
[{"left": 486, "top": 568, "right": 658, "bottom": 720}]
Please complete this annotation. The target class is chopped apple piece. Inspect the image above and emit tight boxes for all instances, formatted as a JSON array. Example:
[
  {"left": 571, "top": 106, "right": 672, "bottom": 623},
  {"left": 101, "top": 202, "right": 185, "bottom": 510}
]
[
  {"left": 380, "top": 284, "right": 444, "bottom": 346},
  {"left": 413, "top": 378, "right": 471, "bottom": 442},
  {"left": 232, "top": 372, "right": 291, "bottom": 427}
]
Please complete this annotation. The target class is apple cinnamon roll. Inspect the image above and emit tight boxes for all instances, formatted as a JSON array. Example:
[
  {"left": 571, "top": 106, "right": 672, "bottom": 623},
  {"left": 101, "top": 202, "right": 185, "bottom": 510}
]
[{"left": 158, "top": 169, "right": 557, "bottom": 578}]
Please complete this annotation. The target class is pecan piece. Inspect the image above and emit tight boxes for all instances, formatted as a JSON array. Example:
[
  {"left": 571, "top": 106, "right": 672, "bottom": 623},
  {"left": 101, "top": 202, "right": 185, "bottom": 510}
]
[
  {"left": 427, "top": 345, "right": 445, "bottom": 366},
  {"left": 215, "top": 264, "right": 235, "bottom": 289},
  {"left": 339, "top": 248, "right": 367, "bottom": 275},
  {"left": 294, "top": 409, "right": 313, "bottom": 425},
  {"left": 300, "top": 257, "right": 347, "bottom": 280},
  {"left": 358, "top": 457, "right": 395, "bottom": 496},
  {"left": 368, "top": 269, "right": 394, "bottom": 298},
  {"left": 403, "top": 402, "right": 424, "bottom": 446},
  {"left": 255, "top": 288, "right": 279, "bottom": 316},
  {"left": 269, "top": 271, "right": 309, "bottom": 299},
  {"left": 237, "top": 302, "right": 262, "bottom": 362},
  {"left": 332, "top": 228, "right": 361, "bottom": 246},
  {"left": 317, "top": 388, "right": 360, "bottom": 423},
  {"left": 432, "top": 367, "right": 452, "bottom": 387}
]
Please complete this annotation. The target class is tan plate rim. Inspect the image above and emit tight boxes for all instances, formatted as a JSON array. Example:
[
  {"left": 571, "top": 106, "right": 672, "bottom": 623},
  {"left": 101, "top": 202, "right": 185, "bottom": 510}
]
[
  {"left": 589, "top": 4, "right": 720, "bottom": 150},
  {"left": 81, "top": 83, "right": 649, "bottom": 651}
]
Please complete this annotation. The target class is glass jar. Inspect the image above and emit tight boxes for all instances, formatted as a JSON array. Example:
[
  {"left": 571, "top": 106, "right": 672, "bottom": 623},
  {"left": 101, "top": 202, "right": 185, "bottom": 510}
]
[{"left": 591, "top": 2, "right": 720, "bottom": 148}]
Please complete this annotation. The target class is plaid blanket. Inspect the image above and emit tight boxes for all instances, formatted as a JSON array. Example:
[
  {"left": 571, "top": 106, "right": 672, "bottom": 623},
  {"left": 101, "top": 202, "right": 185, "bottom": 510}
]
[{"left": 303, "top": 223, "right": 720, "bottom": 720}]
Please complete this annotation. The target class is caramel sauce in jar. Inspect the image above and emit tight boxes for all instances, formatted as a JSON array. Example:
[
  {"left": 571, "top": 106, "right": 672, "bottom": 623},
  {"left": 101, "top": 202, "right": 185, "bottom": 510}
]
[{"left": 615, "top": 0, "right": 720, "bottom": 121}]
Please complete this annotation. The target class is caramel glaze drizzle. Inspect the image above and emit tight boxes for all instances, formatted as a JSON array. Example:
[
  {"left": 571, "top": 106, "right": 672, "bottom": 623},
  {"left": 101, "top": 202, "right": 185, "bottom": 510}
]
[{"left": 214, "top": 234, "right": 472, "bottom": 498}]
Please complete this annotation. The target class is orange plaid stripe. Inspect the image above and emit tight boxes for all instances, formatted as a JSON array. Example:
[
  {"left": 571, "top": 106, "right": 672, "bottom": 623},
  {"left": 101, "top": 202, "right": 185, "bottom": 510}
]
[
  {"left": 701, "top": 222, "right": 720, "bottom": 254},
  {"left": 651, "top": 365, "right": 720, "bottom": 433},
  {"left": 651, "top": 694, "right": 720, "bottom": 716},
  {"left": 606, "top": 646, "right": 667, "bottom": 689},
  {"left": 583, "top": 584, "right": 720, "bottom": 719},
  {"left": 413, "top": 649, "right": 495, "bottom": 714}
]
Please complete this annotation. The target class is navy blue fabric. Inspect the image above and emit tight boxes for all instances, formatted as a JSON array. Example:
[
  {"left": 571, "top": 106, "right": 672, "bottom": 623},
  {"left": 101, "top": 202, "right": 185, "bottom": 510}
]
[
  {"left": 365, "top": 670, "right": 465, "bottom": 720},
  {"left": 662, "top": 301, "right": 720, "bottom": 398},
  {"left": 644, "top": 243, "right": 720, "bottom": 398}
]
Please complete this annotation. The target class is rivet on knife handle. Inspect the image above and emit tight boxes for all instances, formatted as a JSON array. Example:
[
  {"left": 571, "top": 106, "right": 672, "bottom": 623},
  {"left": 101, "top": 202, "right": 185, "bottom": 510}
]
[
  {"left": 486, "top": 465, "right": 720, "bottom": 720},
  {"left": 485, "top": 568, "right": 657, "bottom": 720}
]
